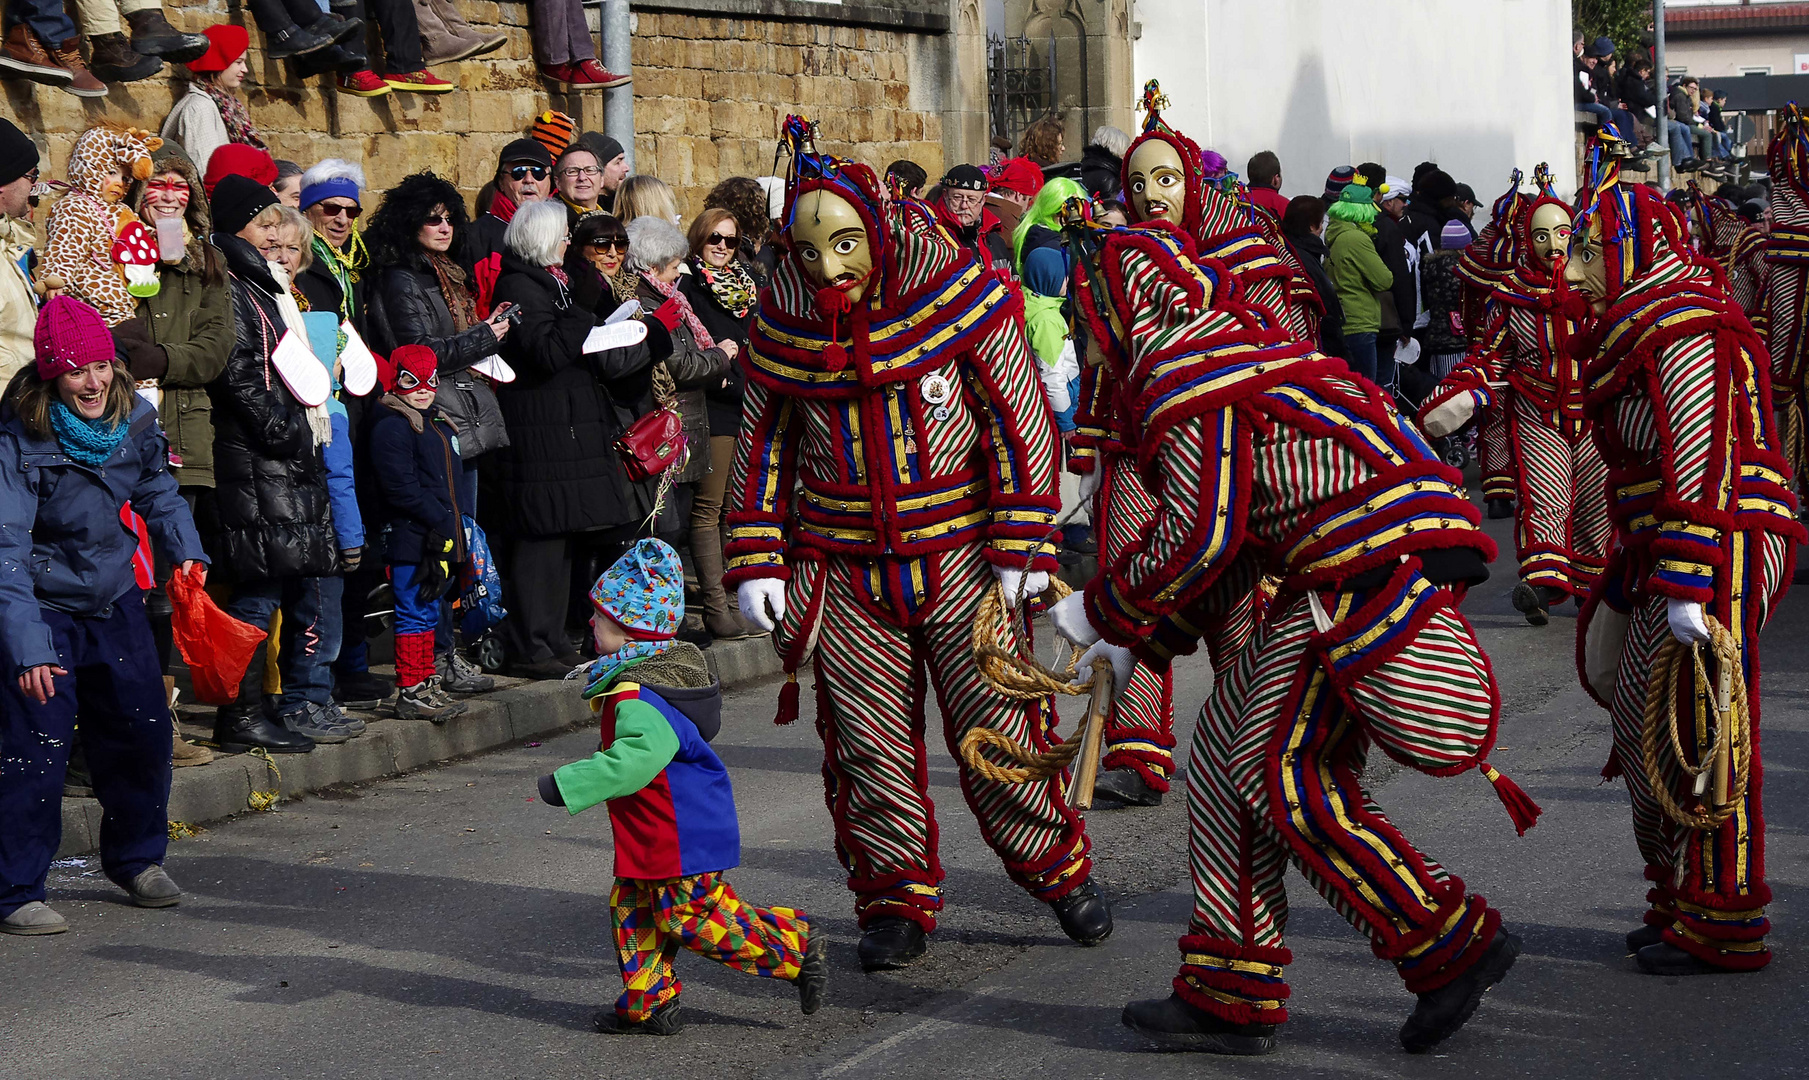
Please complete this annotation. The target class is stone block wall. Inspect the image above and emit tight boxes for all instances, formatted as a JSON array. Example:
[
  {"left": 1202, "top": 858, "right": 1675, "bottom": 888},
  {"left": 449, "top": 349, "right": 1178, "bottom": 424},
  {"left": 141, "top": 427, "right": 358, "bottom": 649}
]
[{"left": 1, "top": 0, "right": 948, "bottom": 223}]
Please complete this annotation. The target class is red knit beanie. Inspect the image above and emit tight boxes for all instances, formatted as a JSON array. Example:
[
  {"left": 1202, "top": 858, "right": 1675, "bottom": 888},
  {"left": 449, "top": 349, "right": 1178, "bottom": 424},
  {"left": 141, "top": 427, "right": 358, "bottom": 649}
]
[
  {"left": 185, "top": 23, "right": 249, "bottom": 75},
  {"left": 203, "top": 143, "right": 277, "bottom": 199},
  {"left": 34, "top": 296, "right": 114, "bottom": 380}
]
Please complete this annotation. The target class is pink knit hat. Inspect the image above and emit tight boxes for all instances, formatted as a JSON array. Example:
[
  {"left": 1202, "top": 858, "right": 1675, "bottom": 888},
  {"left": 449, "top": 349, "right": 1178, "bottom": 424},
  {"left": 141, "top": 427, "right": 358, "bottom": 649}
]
[{"left": 34, "top": 296, "right": 114, "bottom": 381}]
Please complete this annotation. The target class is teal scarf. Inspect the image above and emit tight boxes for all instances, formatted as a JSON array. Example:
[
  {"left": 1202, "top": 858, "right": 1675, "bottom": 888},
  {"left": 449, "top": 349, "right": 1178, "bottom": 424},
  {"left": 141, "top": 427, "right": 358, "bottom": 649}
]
[
  {"left": 49, "top": 402, "right": 127, "bottom": 467},
  {"left": 581, "top": 639, "right": 676, "bottom": 699}
]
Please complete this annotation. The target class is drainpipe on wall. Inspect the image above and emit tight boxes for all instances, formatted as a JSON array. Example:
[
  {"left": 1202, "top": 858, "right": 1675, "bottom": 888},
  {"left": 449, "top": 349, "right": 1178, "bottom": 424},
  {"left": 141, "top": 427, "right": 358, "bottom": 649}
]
[
  {"left": 1655, "top": 0, "right": 1669, "bottom": 190},
  {"left": 604, "top": 0, "right": 635, "bottom": 169}
]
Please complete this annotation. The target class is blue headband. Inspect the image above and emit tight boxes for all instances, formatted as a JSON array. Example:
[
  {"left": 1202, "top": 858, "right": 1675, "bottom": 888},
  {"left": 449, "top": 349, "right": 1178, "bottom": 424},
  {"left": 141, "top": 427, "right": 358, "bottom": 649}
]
[{"left": 300, "top": 176, "right": 360, "bottom": 210}]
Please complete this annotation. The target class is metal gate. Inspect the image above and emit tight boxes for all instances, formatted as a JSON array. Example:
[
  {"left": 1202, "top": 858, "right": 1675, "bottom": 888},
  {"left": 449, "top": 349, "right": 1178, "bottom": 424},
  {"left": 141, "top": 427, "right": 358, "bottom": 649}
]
[{"left": 988, "top": 33, "right": 1053, "bottom": 150}]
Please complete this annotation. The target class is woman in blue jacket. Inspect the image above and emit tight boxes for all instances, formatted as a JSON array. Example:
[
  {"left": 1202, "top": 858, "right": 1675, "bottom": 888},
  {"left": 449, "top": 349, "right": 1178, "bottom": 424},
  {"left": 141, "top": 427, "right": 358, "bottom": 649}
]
[{"left": 0, "top": 297, "right": 208, "bottom": 937}]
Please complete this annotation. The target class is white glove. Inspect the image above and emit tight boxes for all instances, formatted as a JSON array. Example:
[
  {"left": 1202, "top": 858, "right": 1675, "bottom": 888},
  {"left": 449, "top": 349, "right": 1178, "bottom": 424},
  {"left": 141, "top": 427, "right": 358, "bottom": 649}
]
[
  {"left": 1048, "top": 591, "right": 1101, "bottom": 647},
  {"left": 1420, "top": 391, "right": 1478, "bottom": 438},
  {"left": 1076, "top": 466, "right": 1102, "bottom": 503},
  {"left": 992, "top": 566, "right": 1049, "bottom": 610},
  {"left": 1667, "top": 598, "right": 1710, "bottom": 645},
  {"left": 1078, "top": 640, "right": 1134, "bottom": 700},
  {"left": 737, "top": 578, "right": 788, "bottom": 633}
]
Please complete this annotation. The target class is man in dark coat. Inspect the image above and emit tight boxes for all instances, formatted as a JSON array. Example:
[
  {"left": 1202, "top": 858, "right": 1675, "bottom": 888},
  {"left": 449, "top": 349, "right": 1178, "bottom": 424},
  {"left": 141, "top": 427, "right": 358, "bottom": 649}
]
[{"left": 932, "top": 164, "right": 1014, "bottom": 282}]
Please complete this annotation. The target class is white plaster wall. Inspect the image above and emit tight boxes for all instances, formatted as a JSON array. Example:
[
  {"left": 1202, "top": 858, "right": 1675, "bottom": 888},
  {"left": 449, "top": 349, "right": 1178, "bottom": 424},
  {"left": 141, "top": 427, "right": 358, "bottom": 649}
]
[{"left": 1132, "top": 0, "right": 1579, "bottom": 198}]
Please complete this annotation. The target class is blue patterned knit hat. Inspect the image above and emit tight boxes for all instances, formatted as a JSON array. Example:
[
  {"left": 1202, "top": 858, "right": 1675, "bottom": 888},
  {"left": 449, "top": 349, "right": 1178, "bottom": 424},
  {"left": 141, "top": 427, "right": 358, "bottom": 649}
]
[{"left": 589, "top": 538, "right": 684, "bottom": 640}]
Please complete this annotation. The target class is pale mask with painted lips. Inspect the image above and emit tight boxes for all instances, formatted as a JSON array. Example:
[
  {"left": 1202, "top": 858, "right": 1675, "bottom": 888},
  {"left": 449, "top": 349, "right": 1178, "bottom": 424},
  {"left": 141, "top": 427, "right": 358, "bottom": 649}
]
[
  {"left": 1126, "top": 139, "right": 1187, "bottom": 223},
  {"left": 791, "top": 189, "right": 875, "bottom": 304},
  {"left": 1562, "top": 215, "right": 1608, "bottom": 315},
  {"left": 1528, "top": 202, "right": 1573, "bottom": 271}
]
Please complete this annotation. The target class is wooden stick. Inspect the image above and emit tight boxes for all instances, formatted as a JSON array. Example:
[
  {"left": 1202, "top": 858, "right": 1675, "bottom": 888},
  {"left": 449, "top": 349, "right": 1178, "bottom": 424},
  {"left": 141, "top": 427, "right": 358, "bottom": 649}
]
[
  {"left": 1065, "top": 658, "right": 1112, "bottom": 811},
  {"left": 1714, "top": 648, "right": 1735, "bottom": 808}
]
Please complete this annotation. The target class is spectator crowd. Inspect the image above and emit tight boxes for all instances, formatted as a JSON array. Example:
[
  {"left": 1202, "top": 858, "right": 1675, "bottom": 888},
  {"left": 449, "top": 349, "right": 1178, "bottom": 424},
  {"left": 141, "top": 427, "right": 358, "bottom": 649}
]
[{"left": 1571, "top": 27, "right": 1739, "bottom": 176}]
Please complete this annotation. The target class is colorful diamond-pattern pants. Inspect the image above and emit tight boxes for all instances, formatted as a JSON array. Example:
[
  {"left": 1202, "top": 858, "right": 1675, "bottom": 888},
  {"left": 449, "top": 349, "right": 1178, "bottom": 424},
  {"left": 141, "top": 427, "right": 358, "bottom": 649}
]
[
  {"left": 1506, "top": 396, "right": 1611, "bottom": 597},
  {"left": 1607, "top": 530, "right": 1788, "bottom": 970},
  {"left": 1174, "top": 591, "right": 1502, "bottom": 1026},
  {"left": 610, "top": 873, "right": 809, "bottom": 1022}
]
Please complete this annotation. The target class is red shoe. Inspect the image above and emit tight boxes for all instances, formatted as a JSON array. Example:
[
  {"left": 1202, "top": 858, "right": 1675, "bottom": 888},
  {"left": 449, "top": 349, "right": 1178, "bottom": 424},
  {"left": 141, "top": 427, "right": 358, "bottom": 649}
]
[
  {"left": 336, "top": 69, "right": 391, "bottom": 97},
  {"left": 573, "top": 59, "right": 630, "bottom": 88},
  {"left": 539, "top": 62, "right": 577, "bottom": 90},
  {"left": 384, "top": 69, "right": 453, "bottom": 93}
]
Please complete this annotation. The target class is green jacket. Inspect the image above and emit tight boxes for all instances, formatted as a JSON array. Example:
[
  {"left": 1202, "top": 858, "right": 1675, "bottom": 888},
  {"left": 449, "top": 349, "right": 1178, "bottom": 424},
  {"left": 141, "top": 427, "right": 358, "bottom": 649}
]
[
  {"left": 1324, "top": 216, "right": 1393, "bottom": 336},
  {"left": 141, "top": 249, "right": 233, "bottom": 488},
  {"left": 1023, "top": 291, "right": 1068, "bottom": 367}
]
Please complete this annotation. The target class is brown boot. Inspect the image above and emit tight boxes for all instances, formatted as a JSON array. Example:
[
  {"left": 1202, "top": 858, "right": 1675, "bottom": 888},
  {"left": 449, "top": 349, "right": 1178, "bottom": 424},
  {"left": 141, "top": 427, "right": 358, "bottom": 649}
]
[
  {"left": 413, "top": 0, "right": 506, "bottom": 64},
  {"left": 165, "top": 676, "right": 212, "bottom": 767},
  {"left": 48, "top": 36, "right": 107, "bottom": 96},
  {"left": 124, "top": 8, "right": 209, "bottom": 62},
  {"left": 86, "top": 32, "right": 161, "bottom": 82},
  {"left": 0, "top": 24, "right": 72, "bottom": 84},
  {"left": 691, "top": 524, "right": 756, "bottom": 640}
]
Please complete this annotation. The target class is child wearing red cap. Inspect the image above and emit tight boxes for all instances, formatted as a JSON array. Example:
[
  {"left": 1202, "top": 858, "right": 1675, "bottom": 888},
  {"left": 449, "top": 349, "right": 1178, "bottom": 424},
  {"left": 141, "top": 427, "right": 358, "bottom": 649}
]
[
  {"left": 537, "top": 538, "right": 825, "bottom": 1035},
  {"left": 160, "top": 24, "right": 265, "bottom": 180},
  {"left": 366, "top": 343, "right": 470, "bottom": 721}
]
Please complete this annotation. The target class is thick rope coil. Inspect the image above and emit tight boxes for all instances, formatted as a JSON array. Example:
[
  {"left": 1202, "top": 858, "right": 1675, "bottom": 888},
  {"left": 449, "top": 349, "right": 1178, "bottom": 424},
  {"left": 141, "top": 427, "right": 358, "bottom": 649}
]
[
  {"left": 248, "top": 746, "right": 284, "bottom": 811},
  {"left": 970, "top": 578, "right": 1092, "bottom": 700},
  {"left": 1640, "top": 616, "right": 1752, "bottom": 831}
]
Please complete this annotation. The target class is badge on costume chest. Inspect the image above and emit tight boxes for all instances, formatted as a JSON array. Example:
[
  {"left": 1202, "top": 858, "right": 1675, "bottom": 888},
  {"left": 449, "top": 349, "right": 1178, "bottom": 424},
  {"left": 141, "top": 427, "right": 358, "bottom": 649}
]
[{"left": 920, "top": 373, "right": 954, "bottom": 425}]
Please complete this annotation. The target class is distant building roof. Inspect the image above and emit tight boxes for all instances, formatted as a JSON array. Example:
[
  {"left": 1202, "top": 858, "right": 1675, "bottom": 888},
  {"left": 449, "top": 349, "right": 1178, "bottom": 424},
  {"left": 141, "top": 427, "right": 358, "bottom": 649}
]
[{"left": 1667, "top": 2, "right": 1809, "bottom": 38}]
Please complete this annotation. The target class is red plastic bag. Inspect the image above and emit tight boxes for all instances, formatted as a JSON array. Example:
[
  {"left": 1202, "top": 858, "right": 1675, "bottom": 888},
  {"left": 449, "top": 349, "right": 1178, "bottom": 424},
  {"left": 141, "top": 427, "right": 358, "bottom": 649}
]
[{"left": 168, "top": 563, "right": 266, "bottom": 704}]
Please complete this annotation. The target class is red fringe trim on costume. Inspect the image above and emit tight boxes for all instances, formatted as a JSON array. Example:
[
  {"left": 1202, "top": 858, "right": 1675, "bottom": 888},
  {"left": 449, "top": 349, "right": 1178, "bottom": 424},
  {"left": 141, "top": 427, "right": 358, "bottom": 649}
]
[{"left": 1479, "top": 761, "right": 1542, "bottom": 835}]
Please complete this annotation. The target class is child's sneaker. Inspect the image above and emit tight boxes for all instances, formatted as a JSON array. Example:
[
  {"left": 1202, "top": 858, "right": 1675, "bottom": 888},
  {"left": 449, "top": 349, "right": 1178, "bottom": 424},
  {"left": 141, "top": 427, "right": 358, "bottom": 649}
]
[
  {"left": 384, "top": 68, "right": 453, "bottom": 93},
  {"left": 796, "top": 932, "right": 827, "bottom": 1015},
  {"left": 594, "top": 1000, "right": 684, "bottom": 1036},
  {"left": 395, "top": 676, "right": 468, "bottom": 723},
  {"left": 336, "top": 69, "right": 391, "bottom": 97}
]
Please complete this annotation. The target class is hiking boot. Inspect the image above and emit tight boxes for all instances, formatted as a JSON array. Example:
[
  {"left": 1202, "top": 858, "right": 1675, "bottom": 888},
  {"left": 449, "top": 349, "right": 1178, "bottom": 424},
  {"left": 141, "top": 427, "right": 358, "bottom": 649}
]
[
  {"left": 214, "top": 706, "right": 315, "bottom": 753},
  {"left": 172, "top": 726, "right": 213, "bottom": 767},
  {"left": 0, "top": 24, "right": 72, "bottom": 83},
  {"left": 438, "top": 651, "right": 495, "bottom": 695},
  {"left": 857, "top": 916, "right": 927, "bottom": 971},
  {"left": 264, "top": 22, "right": 334, "bottom": 59},
  {"left": 594, "top": 999, "right": 684, "bottom": 1035},
  {"left": 125, "top": 8, "right": 208, "bottom": 62},
  {"left": 396, "top": 676, "right": 468, "bottom": 723},
  {"left": 1399, "top": 929, "right": 1520, "bottom": 1053},
  {"left": 48, "top": 37, "right": 107, "bottom": 97},
  {"left": 1050, "top": 880, "right": 1113, "bottom": 945},
  {"left": 1511, "top": 581, "right": 1549, "bottom": 626},
  {"left": 572, "top": 59, "right": 630, "bottom": 88},
  {"left": 333, "top": 669, "right": 392, "bottom": 710},
  {"left": 124, "top": 866, "right": 181, "bottom": 908},
  {"left": 85, "top": 33, "right": 160, "bottom": 82},
  {"left": 383, "top": 68, "right": 453, "bottom": 93},
  {"left": 796, "top": 932, "right": 827, "bottom": 1015},
  {"left": 280, "top": 704, "right": 353, "bottom": 744},
  {"left": 336, "top": 68, "right": 391, "bottom": 97},
  {"left": 1626, "top": 924, "right": 1664, "bottom": 953},
  {"left": 1, "top": 901, "right": 67, "bottom": 936},
  {"left": 312, "top": 699, "right": 365, "bottom": 736},
  {"left": 1635, "top": 941, "right": 1745, "bottom": 976},
  {"left": 1121, "top": 993, "right": 1278, "bottom": 1055},
  {"left": 1091, "top": 767, "right": 1163, "bottom": 808}
]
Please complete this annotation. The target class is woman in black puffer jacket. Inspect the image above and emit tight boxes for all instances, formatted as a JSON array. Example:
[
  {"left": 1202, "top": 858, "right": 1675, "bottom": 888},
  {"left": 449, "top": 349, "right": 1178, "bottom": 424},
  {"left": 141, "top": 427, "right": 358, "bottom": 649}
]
[
  {"left": 483, "top": 199, "right": 657, "bottom": 678},
  {"left": 206, "top": 176, "right": 345, "bottom": 754}
]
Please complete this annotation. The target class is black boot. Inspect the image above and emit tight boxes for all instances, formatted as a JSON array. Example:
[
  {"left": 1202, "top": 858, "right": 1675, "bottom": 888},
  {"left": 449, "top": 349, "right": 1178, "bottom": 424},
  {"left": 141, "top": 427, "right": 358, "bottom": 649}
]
[
  {"left": 1091, "top": 768, "right": 1163, "bottom": 808},
  {"left": 264, "top": 22, "right": 334, "bottom": 59},
  {"left": 1121, "top": 993, "right": 1278, "bottom": 1055},
  {"left": 85, "top": 32, "right": 160, "bottom": 81},
  {"left": 214, "top": 705, "right": 316, "bottom": 753},
  {"left": 1399, "top": 929, "right": 1520, "bottom": 1053},
  {"left": 593, "top": 999, "right": 684, "bottom": 1035},
  {"left": 1485, "top": 498, "right": 1514, "bottom": 520},
  {"left": 1511, "top": 581, "right": 1549, "bottom": 626},
  {"left": 857, "top": 916, "right": 927, "bottom": 971},
  {"left": 1050, "top": 880, "right": 1113, "bottom": 945},
  {"left": 1625, "top": 924, "right": 1664, "bottom": 953},
  {"left": 796, "top": 932, "right": 828, "bottom": 1014},
  {"left": 124, "top": 8, "right": 207, "bottom": 61},
  {"left": 1635, "top": 941, "right": 1744, "bottom": 976}
]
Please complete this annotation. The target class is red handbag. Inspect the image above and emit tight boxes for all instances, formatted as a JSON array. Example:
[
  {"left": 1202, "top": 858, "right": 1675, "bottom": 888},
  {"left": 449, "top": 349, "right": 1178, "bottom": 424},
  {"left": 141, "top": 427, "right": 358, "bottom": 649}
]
[{"left": 615, "top": 360, "right": 689, "bottom": 482}]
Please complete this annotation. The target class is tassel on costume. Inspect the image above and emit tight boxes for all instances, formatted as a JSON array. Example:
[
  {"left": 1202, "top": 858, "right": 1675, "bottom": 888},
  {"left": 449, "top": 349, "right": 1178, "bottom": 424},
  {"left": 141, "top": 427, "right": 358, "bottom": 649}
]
[
  {"left": 1600, "top": 748, "right": 1623, "bottom": 782},
  {"left": 1479, "top": 761, "right": 1542, "bottom": 836},
  {"left": 774, "top": 671, "right": 800, "bottom": 726}
]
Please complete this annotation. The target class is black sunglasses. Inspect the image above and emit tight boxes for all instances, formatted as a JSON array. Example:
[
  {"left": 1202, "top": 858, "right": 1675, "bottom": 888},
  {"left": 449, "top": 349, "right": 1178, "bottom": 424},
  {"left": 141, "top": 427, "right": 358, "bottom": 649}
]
[
  {"left": 317, "top": 202, "right": 361, "bottom": 220},
  {"left": 586, "top": 237, "right": 629, "bottom": 251},
  {"left": 704, "top": 231, "right": 738, "bottom": 247},
  {"left": 508, "top": 164, "right": 548, "bottom": 181},
  {"left": 422, "top": 213, "right": 453, "bottom": 226}
]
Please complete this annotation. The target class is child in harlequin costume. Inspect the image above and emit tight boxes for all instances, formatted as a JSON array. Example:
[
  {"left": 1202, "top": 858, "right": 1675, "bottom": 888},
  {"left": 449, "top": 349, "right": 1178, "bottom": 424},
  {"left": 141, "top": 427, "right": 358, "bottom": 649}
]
[
  {"left": 41, "top": 124, "right": 166, "bottom": 327},
  {"left": 1048, "top": 217, "right": 1534, "bottom": 1057},
  {"left": 1420, "top": 179, "right": 1612, "bottom": 626},
  {"left": 1762, "top": 105, "right": 1809, "bottom": 486},
  {"left": 1451, "top": 169, "right": 1530, "bottom": 519},
  {"left": 537, "top": 539, "right": 828, "bottom": 1035},
  {"left": 724, "top": 117, "right": 1110, "bottom": 971},
  {"left": 1061, "top": 83, "right": 1292, "bottom": 808},
  {"left": 1565, "top": 129, "right": 1803, "bottom": 976}
]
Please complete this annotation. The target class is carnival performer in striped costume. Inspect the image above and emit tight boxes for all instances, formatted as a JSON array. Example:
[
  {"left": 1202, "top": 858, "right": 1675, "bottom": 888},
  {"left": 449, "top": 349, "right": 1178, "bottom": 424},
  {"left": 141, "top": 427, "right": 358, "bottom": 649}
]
[
  {"left": 1049, "top": 219, "right": 1531, "bottom": 1056},
  {"left": 1566, "top": 131, "right": 1803, "bottom": 976},
  {"left": 1453, "top": 169, "right": 1533, "bottom": 519},
  {"left": 1762, "top": 104, "right": 1809, "bottom": 484},
  {"left": 725, "top": 117, "right": 1110, "bottom": 972},
  {"left": 1728, "top": 211, "right": 1770, "bottom": 326},
  {"left": 1421, "top": 185, "right": 1612, "bottom": 625},
  {"left": 1063, "top": 83, "right": 1305, "bottom": 809}
]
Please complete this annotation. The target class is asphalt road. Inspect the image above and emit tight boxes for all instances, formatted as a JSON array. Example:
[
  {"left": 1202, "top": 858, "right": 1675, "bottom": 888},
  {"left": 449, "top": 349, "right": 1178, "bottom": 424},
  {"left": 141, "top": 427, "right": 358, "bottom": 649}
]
[{"left": 6, "top": 513, "right": 1809, "bottom": 1079}]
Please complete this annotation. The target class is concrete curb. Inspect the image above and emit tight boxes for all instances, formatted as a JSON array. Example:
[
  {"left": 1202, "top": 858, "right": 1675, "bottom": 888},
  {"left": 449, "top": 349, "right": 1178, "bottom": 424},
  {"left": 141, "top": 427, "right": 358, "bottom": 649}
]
[{"left": 57, "top": 633, "right": 789, "bottom": 858}]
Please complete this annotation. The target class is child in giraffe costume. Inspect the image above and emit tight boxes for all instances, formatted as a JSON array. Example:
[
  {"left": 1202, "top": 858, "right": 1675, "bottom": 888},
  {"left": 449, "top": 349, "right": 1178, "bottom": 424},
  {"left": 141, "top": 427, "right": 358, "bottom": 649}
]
[
  {"left": 1421, "top": 175, "right": 1612, "bottom": 626},
  {"left": 724, "top": 117, "right": 1109, "bottom": 972},
  {"left": 1452, "top": 169, "right": 1528, "bottom": 517},
  {"left": 1048, "top": 218, "right": 1534, "bottom": 1057},
  {"left": 1064, "top": 83, "right": 1310, "bottom": 808},
  {"left": 537, "top": 540, "right": 827, "bottom": 1035},
  {"left": 41, "top": 124, "right": 165, "bottom": 327},
  {"left": 1566, "top": 130, "right": 1803, "bottom": 976}
]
